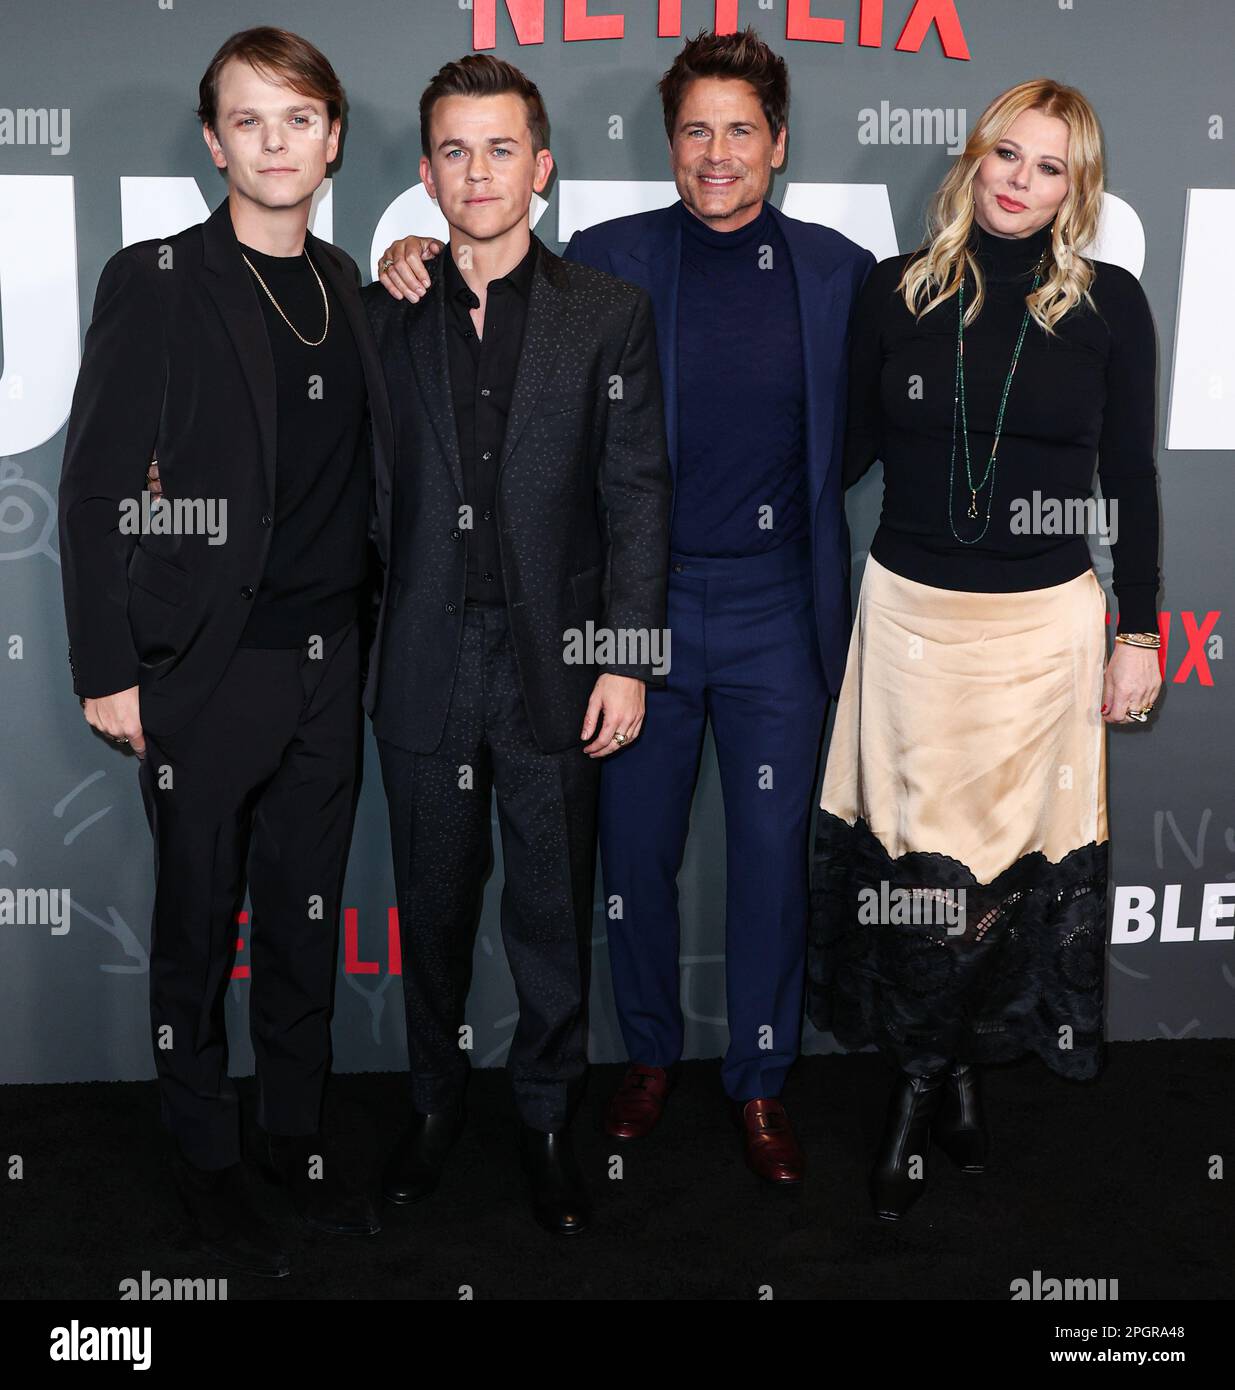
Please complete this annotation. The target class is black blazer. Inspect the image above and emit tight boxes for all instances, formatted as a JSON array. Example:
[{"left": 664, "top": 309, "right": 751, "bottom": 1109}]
[
  {"left": 361, "top": 237, "right": 671, "bottom": 756},
  {"left": 58, "top": 197, "right": 394, "bottom": 736}
]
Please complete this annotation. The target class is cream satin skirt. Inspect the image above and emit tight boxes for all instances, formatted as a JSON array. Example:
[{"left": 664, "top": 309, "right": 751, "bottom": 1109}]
[{"left": 808, "top": 556, "right": 1112, "bottom": 1080}]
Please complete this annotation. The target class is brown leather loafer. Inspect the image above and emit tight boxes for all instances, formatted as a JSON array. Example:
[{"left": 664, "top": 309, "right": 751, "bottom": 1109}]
[
  {"left": 604, "top": 1063, "right": 678, "bottom": 1140},
  {"left": 733, "top": 1097, "right": 805, "bottom": 1185}
]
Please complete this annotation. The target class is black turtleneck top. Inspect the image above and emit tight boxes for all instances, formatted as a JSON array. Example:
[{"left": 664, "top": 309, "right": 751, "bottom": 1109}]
[{"left": 845, "top": 220, "right": 1160, "bottom": 632}]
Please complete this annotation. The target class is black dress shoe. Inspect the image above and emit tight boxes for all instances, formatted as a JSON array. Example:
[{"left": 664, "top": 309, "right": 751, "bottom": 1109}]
[
  {"left": 170, "top": 1155, "right": 290, "bottom": 1278},
  {"left": 382, "top": 1107, "right": 465, "bottom": 1205},
  {"left": 933, "top": 1060, "right": 987, "bottom": 1173},
  {"left": 519, "top": 1125, "right": 591, "bottom": 1235},
  {"left": 263, "top": 1132, "right": 381, "bottom": 1235},
  {"left": 870, "top": 1067, "right": 947, "bottom": 1222}
]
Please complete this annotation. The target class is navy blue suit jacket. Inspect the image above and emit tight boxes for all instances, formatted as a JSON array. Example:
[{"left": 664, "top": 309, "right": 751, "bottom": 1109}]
[{"left": 564, "top": 199, "right": 874, "bottom": 698}]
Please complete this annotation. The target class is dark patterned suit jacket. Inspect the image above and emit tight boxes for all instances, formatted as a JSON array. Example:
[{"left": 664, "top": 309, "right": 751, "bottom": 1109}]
[{"left": 361, "top": 236, "right": 672, "bottom": 755}]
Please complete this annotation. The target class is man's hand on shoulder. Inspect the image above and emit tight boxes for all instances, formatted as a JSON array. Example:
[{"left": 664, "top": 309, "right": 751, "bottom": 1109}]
[{"left": 377, "top": 236, "right": 444, "bottom": 302}]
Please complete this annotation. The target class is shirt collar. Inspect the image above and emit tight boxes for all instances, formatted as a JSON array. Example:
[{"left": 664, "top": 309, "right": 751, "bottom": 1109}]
[{"left": 445, "top": 236, "right": 539, "bottom": 309}]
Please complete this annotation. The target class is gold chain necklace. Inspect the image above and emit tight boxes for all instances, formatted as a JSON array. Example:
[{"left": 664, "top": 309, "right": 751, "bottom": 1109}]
[{"left": 242, "top": 249, "right": 329, "bottom": 346}]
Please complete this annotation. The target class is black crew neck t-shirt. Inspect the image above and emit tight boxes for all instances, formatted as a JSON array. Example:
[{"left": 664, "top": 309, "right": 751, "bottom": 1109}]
[{"left": 237, "top": 242, "right": 369, "bottom": 648}]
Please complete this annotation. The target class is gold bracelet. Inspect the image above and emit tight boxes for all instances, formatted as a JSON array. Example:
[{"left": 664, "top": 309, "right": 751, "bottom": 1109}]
[{"left": 1115, "top": 631, "right": 1161, "bottom": 649}]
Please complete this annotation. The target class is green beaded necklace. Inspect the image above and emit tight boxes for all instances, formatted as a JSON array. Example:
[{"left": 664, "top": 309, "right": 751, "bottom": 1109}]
[{"left": 947, "top": 251, "right": 1047, "bottom": 544}]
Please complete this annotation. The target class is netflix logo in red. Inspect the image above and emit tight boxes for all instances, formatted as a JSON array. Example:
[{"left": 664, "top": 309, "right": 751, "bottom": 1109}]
[{"left": 474, "top": 0, "right": 972, "bottom": 61}]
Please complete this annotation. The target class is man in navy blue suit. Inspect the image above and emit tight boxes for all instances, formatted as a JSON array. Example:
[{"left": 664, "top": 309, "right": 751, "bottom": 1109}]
[{"left": 378, "top": 27, "right": 873, "bottom": 1183}]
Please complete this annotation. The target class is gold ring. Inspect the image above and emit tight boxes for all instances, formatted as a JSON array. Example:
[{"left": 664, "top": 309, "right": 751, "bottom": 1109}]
[
  {"left": 378, "top": 258, "right": 394, "bottom": 273},
  {"left": 613, "top": 731, "right": 628, "bottom": 745}
]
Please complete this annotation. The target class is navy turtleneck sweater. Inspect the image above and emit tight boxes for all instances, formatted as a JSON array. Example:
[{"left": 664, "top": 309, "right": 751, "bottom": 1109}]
[
  {"left": 845, "top": 219, "right": 1161, "bottom": 632},
  {"left": 671, "top": 199, "right": 808, "bottom": 558}
]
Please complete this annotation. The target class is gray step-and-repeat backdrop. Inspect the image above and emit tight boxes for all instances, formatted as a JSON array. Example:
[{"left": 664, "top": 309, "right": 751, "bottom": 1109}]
[{"left": 1, "top": 0, "right": 1231, "bottom": 1085}]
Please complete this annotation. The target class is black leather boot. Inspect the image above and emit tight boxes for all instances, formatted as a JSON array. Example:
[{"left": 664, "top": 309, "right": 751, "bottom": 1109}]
[
  {"left": 933, "top": 1060, "right": 987, "bottom": 1173},
  {"left": 382, "top": 1106, "right": 465, "bottom": 1205},
  {"left": 170, "top": 1154, "right": 290, "bottom": 1277},
  {"left": 264, "top": 1132, "right": 381, "bottom": 1235},
  {"left": 870, "top": 1067, "right": 947, "bottom": 1221},
  {"left": 519, "top": 1125, "right": 591, "bottom": 1235}
]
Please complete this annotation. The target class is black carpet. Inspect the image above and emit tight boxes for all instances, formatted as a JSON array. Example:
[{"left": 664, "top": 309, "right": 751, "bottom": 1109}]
[{"left": 3, "top": 1041, "right": 1232, "bottom": 1301}]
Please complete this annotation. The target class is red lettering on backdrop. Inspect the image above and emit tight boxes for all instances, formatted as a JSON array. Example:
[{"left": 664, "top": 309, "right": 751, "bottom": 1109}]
[
  {"left": 564, "top": 0, "right": 623, "bottom": 41},
  {"left": 474, "top": 0, "right": 970, "bottom": 56},
  {"left": 658, "top": 0, "right": 682, "bottom": 36},
  {"left": 230, "top": 906, "right": 405, "bottom": 978},
  {"left": 655, "top": 1, "right": 744, "bottom": 35},
  {"left": 895, "top": 0, "right": 971, "bottom": 60},
  {"left": 387, "top": 907, "right": 403, "bottom": 976},
  {"left": 713, "top": 0, "right": 740, "bottom": 32},
  {"left": 345, "top": 907, "right": 403, "bottom": 975},
  {"left": 1175, "top": 611, "right": 1220, "bottom": 686},
  {"left": 474, "top": 0, "right": 546, "bottom": 50},
  {"left": 859, "top": 0, "right": 884, "bottom": 47},
  {"left": 232, "top": 911, "right": 249, "bottom": 981},
  {"left": 345, "top": 907, "right": 380, "bottom": 975},
  {"left": 786, "top": 0, "right": 845, "bottom": 44}
]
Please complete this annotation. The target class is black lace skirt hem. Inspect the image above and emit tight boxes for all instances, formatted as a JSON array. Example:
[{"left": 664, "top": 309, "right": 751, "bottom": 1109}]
[{"left": 807, "top": 811, "right": 1110, "bottom": 1081}]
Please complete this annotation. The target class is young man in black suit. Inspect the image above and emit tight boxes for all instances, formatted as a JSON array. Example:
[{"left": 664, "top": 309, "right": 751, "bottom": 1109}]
[
  {"left": 58, "top": 28, "right": 387, "bottom": 1276},
  {"left": 362, "top": 55, "right": 671, "bottom": 1235}
]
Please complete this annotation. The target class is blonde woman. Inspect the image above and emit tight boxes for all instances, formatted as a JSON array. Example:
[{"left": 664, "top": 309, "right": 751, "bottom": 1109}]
[{"left": 810, "top": 79, "right": 1162, "bottom": 1220}]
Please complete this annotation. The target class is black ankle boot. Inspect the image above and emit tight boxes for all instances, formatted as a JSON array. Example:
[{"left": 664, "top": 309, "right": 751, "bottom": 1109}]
[
  {"left": 382, "top": 1106, "right": 466, "bottom": 1204},
  {"left": 519, "top": 1125, "right": 591, "bottom": 1235},
  {"left": 933, "top": 1060, "right": 987, "bottom": 1173},
  {"left": 170, "top": 1154, "right": 290, "bottom": 1277},
  {"left": 263, "top": 1132, "right": 381, "bottom": 1235},
  {"left": 870, "top": 1067, "right": 947, "bottom": 1221}
]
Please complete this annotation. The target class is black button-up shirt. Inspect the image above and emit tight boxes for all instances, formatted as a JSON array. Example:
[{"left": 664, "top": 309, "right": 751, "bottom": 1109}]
[{"left": 444, "top": 237, "right": 538, "bottom": 605}]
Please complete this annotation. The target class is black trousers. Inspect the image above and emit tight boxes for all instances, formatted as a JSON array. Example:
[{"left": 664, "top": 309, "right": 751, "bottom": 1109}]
[
  {"left": 377, "top": 603, "right": 601, "bottom": 1131},
  {"left": 138, "top": 620, "right": 361, "bottom": 1170}
]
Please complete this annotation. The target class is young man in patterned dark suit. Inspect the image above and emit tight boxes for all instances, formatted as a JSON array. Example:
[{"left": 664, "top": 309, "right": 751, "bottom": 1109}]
[{"left": 362, "top": 56, "right": 671, "bottom": 1235}]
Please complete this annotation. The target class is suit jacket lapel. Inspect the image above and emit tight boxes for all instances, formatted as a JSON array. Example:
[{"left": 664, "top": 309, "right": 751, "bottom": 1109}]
[
  {"left": 402, "top": 258, "right": 465, "bottom": 500},
  {"left": 610, "top": 207, "right": 680, "bottom": 480},
  {"left": 200, "top": 199, "right": 278, "bottom": 505},
  {"left": 767, "top": 201, "right": 845, "bottom": 516},
  {"left": 499, "top": 240, "right": 566, "bottom": 477}
]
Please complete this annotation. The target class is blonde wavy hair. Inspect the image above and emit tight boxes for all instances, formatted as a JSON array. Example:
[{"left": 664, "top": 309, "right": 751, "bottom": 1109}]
[{"left": 900, "top": 78, "right": 1104, "bottom": 334}]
